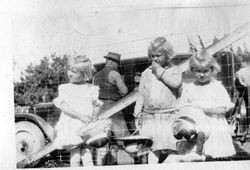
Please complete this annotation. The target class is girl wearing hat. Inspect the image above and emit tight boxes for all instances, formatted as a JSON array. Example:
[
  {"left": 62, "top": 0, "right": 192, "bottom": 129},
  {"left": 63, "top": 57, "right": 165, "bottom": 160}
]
[
  {"left": 134, "top": 37, "right": 182, "bottom": 163},
  {"left": 53, "top": 55, "right": 106, "bottom": 167},
  {"left": 178, "top": 50, "right": 236, "bottom": 158}
]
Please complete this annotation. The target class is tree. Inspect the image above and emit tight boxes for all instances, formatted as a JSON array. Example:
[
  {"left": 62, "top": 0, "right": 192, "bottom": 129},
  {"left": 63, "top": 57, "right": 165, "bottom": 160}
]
[
  {"left": 236, "top": 46, "right": 244, "bottom": 56},
  {"left": 213, "top": 36, "right": 219, "bottom": 44},
  {"left": 187, "top": 38, "right": 198, "bottom": 53},
  {"left": 14, "top": 54, "right": 69, "bottom": 106},
  {"left": 198, "top": 35, "right": 205, "bottom": 49},
  {"left": 243, "top": 43, "right": 250, "bottom": 63}
]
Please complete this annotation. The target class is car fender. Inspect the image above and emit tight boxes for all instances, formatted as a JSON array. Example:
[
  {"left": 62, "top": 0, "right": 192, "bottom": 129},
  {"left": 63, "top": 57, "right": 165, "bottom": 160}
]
[{"left": 15, "top": 113, "right": 55, "bottom": 143}]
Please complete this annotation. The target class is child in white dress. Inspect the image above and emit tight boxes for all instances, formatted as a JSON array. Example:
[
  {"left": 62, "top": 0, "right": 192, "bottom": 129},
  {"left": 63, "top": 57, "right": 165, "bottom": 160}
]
[
  {"left": 179, "top": 50, "right": 236, "bottom": 158},
  {"left": 53, "top": 55, "right": 103, "bottom": 167},
  {"left": 134, "top": 37, "right": 182, "bottom": 163}
]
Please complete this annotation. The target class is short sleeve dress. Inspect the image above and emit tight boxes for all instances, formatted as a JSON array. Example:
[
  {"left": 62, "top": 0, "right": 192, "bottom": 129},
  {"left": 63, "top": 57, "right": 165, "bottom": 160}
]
[
  {"left": 180, "top": 79, "right": 236, "bottom": 157},
  {"left": 53, "top": 83, "right": 101, "bottom": 147}
]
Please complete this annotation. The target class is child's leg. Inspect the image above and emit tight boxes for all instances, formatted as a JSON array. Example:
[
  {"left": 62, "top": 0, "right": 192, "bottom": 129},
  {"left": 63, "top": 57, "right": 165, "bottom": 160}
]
[
  {"left": 196, "top": 131, "right": 206, "bottom": 155},
  {"left": 148, "top": 150, "right": 176, "bottom": 164},
  {"left": 158, "top": 149, "right": 177, "bottom": 163},
  {"left": 148, "top": 150, "right": 160, "bottom": 164},
  {"left": 109, "top": 144, "right": 118, "bottom": 165},
  {"left": 243, "top": 90, "right": 249, "bottom": 131},
  {"left": 70, "top": 147, "right": 81, "bottom": 167},
  {"left": 95, "top": 146, "right": 109, "bottom": 166},
  {"left": 81, "top": 148, "right": 94, "bottom": 166}
]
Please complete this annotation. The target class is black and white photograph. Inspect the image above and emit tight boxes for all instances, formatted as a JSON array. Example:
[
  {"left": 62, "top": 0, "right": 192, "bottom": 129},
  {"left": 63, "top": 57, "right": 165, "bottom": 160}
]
[{"left": 3, "top": 0, "right": 250, "bottom": 169}]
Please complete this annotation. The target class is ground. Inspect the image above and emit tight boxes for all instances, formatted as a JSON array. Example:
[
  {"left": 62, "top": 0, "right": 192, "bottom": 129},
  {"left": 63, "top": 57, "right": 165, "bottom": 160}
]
[{"left": 232, "top": 137, "right": 250, "bottom": 160}]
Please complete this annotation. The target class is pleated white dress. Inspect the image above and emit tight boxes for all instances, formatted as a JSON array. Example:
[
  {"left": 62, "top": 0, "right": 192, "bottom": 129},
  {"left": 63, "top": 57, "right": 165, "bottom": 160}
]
[
  {"left": 53, "top": 83, "right": 101, "bottom": 147},
  {"left": 180, "top": 80, "right": 236, "bottom": 157}
]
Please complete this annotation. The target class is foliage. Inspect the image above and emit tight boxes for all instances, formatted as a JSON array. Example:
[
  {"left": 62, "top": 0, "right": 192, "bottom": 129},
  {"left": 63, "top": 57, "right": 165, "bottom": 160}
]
[
  {"left": 198, "top": 35, "right": 205, "bottom": 49},
  {"left": 213, "top": 36, "right": 219, "bottom": 44},
  {"left": 14, "top": 54, "right": 69, "bottom": 106},
  {"left": 243, "top": 43, "right": 250, "bottom": 63},
  {"left": 187, "top": 38, "right": 198, "bottom": 53}
]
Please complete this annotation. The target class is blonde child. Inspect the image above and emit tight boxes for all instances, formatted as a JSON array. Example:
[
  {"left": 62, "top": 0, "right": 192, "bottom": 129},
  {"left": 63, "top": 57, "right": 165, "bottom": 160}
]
[
  {"left": 134, "top": 37, "right": 182, "bottom": 163},
  {"left": 53, "top": 55, "right": 103, "bottom": 167},
  {"left": 178, "top": 50, "right": 236, "bottom": 158}
]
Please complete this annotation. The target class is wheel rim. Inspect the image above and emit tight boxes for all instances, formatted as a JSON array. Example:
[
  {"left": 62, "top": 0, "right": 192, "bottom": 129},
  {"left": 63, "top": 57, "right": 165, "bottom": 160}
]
[{"left": 16, "top": 121, "right": 46, "bottom": 162}]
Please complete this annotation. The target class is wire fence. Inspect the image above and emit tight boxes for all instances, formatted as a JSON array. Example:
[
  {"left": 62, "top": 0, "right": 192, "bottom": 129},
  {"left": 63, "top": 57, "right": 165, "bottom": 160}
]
[{"left": 14, "top": 47, "right": 250, "bottom": 167}]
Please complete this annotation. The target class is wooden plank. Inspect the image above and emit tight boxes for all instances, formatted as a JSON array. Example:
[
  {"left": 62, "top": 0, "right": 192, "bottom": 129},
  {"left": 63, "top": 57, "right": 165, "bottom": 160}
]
[
  {"left": 17, "top": 143, "right": 57, "bottom": 168},
  {"left": 79, "top": 90, "right": 140, "bottom": 136},
  {"left": 178, "top": 22, "right": 250, "bottom": 72},
  {"left": 206, "top": 22, "right": 250, "bottom": 55}
]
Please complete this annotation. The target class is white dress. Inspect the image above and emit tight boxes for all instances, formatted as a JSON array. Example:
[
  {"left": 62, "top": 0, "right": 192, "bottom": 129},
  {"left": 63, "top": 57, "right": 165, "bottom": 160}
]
[
  {"left": 180, "top": 79, "right": 236, "bottom": 157},
  {"left": 53, "top": 83, "right": 101, "bottom": 147},
  {"left": 134, "top": 66, "right": 181, "bottom": 151},
  {"left": 236, "top": 66, "right": 250, "bottom": 86}
]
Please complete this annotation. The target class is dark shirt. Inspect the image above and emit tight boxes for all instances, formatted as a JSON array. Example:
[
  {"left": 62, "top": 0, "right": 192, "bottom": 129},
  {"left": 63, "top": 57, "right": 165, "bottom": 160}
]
[{"left": 93, "top": 66, "right": 128, "bottom": 101}]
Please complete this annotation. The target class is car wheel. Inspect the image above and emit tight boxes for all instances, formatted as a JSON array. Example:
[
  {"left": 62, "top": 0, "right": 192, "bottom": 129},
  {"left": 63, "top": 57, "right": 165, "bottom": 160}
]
[{"left": 16, "top": 121, "right": 46, "bottom": 162}]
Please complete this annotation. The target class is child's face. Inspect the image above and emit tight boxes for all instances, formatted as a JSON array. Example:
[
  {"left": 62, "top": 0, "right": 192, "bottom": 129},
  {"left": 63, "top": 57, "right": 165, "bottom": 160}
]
[
  {"left": 151, "top": 51, "right": 169, "bottom": 67},
  {"left": 67, "top": 67, "right": 83, "bottom": 83},
  {"left": 193, "top": 67, "right": 213, "bottom": 84}
]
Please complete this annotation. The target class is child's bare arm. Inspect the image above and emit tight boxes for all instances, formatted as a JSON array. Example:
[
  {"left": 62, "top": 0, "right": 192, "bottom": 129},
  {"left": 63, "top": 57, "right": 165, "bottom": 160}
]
[
  {"left": 93, "top": 106, "right": 102, "bottom": 117},
  {"left": 59, "top": 101, "right": 92, "bottom": 123},
  {"left": 200, "top": 82, "right": 235, "bottom": 116},
  {"left": 152, "top": 61, "right": 182, "bottom": 88},
  {"left": 200, "top": 106, "right": 227, "bottom": 116},
  {"left": 134, "top": 93, "right": 144, "bottom": 117},
  {"left": 133, "top": 72, "right": 146, "bottom": 117},
  {"left": 184, "top": 102, "right": 229, "bottom": 116}
]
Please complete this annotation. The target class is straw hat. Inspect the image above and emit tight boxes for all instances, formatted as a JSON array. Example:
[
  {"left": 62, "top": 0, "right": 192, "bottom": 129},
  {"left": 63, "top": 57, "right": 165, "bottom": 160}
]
[
  {"left": 104, "top": 52, "right": 121, "bottom": 63},
  {"left": 172, "top": 116, "right": 198, "bottom": 141},
  {"left": 116, "top": 135, "right": 153, "bottom": 154},
  {"left": 172, "top": 106, "right": 211, "bottom": 141}
]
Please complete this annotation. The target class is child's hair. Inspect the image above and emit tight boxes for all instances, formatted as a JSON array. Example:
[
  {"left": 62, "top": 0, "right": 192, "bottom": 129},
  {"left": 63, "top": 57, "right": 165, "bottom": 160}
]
[
  {"left": 148, "top": 37, "right": 176, "bottom": 61},
  {"left": 189, "top": 50, "right": 221, "bottom": 73},
  {"left": 68, "top": 55, "right": 94, "bottom": 82}
]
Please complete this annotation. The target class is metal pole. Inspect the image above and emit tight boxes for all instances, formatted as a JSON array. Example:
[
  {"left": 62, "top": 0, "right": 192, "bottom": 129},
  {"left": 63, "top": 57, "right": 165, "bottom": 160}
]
[{"left": 231, "top": 50, "right": 236, "bottom": 100}]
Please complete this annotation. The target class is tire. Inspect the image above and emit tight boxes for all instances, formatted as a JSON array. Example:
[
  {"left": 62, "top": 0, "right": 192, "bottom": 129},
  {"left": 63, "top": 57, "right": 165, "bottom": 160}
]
[{"left": 16, "top": 121, "right": 46, "bottom": 162}]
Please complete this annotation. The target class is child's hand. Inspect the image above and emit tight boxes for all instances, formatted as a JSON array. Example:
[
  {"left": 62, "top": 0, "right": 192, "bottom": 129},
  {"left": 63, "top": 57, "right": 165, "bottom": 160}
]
[
  {"left": 151, "top": 61, "right": 161, "bottom": 75},
  {"left": 133, "top": 111, "right": 142, "bottom": 117},
  {"left": 91, "top": 116, "right": 98, "bottom": 122},
  {"left": 80, "top": 115, "right": 92, "bottom": 124},
  {"left": 179, "top": 104, "right": 200, "bottom": 110}
]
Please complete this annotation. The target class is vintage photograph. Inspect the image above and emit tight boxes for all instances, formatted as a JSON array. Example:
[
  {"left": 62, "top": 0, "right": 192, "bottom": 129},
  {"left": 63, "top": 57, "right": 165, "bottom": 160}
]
[{"left": 12, "top": 0, "right": 250, "bottom": 169}]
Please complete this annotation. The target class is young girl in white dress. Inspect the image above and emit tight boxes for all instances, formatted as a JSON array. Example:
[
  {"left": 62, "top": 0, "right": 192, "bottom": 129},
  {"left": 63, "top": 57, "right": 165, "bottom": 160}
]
[
  {"left": 179, "top": 50, "right": 236, "bottom": 158},
  {"left": 53, "top": 55, "right": 103, "bottom": 167},
  {"left": 134, "top": 37, "right": 182, "bottom": 163}
]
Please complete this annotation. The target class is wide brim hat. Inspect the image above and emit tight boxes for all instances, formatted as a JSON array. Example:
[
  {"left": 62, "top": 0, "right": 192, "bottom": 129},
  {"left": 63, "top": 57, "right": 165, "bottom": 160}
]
[
  {"left": 173, "top": 106, "right": 211, "bottom": 141},
  {"left": 104, "top": 52, "right": 121, "bottom": 63},
  {"left": 172, "top": 116, "right": 198, "bottom": 141},
  {"left": 86, "top": 132, "right": 110, "bottom": 148},
  {"left": 116, "top": 135, "right": 153, "bottom": 154}
]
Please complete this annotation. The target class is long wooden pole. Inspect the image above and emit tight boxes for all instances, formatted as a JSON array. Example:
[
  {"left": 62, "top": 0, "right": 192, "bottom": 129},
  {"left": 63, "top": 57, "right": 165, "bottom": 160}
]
[
  {"left": 79, "top": 90, "right": 140, "bottom": 136},
  {"left": 178, "top": 22, "right": 250, "bottom": 72}
]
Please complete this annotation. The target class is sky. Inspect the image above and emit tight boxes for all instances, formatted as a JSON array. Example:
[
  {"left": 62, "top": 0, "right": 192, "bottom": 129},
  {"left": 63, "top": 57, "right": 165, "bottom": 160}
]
[{"left": 12, "top": 0, "right": 250, "bottom": 81}]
